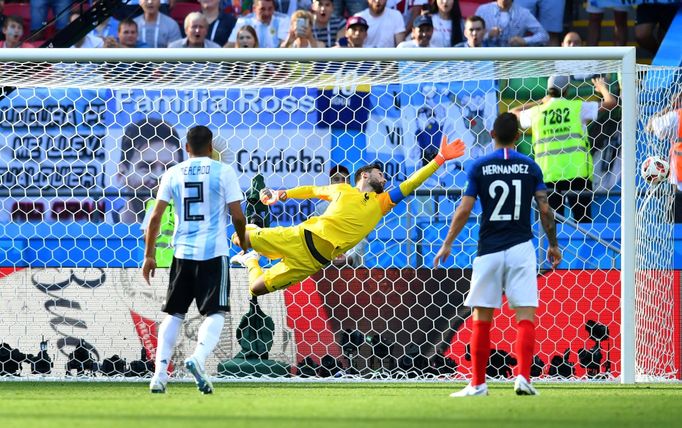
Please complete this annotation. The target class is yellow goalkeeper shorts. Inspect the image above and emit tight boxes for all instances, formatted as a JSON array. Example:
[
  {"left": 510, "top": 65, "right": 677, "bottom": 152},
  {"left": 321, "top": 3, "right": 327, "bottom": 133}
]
[{"left": 249, "top": 225, "right": 333, "bottom": 292}]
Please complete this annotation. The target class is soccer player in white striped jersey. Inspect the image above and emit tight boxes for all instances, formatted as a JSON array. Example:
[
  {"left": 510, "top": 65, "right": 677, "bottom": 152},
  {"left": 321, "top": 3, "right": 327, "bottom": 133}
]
[{"left": 142, "top": 125, "right": 247, "bottom": 394}]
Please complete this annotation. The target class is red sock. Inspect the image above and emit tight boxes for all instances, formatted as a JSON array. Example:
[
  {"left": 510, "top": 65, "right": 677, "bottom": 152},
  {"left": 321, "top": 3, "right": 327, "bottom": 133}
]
[
  {"left": 516, "top": 320, "right": 536, "bottom": 381},
  {"left": 471, "top": 320, "right": 491, "bottom": 386}
]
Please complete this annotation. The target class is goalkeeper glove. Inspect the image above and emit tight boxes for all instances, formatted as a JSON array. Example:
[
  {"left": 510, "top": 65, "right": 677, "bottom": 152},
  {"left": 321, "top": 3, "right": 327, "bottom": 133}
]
[
  {"left": 259, "top": 188, "right": 286, "bottom": 205},
  {"left": 434, "top": 136, "right": 466, "bottom": 166}
]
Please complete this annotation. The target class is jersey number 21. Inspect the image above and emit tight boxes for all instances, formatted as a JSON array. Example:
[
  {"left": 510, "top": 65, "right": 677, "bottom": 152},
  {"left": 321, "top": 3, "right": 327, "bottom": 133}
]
[{"left": 489, "top": 179, "right": 521, "bottom": 221}]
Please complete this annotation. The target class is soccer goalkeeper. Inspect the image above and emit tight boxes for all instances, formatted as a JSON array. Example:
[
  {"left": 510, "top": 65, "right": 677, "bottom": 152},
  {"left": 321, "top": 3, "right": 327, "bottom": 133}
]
[{"left": 231, "top": 137, "right": 466, "bottom": 296}]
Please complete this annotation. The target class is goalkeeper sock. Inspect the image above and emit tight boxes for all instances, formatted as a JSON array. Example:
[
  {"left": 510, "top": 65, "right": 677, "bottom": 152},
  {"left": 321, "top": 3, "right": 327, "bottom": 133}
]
[
  {"left": 471, "top": 320, "right": 491, "bottom": 387},
  {"left": 515, "top": 319, "right": 535, "bottom": 381},
  {"left": 155, "top": 314, "right": 184, "bottom": 380},
  {"left": 191, "top": 313, "right": 225, "bottom": 369}
]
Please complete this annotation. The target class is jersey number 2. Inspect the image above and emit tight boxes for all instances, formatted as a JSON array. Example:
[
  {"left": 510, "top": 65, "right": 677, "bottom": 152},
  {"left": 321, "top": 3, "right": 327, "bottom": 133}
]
[
  {"left": 184, "top": 182, "right": 205, "bottom": 221},
  {"left": 489, "top": 179, "right": 521, "bottom": 221}
]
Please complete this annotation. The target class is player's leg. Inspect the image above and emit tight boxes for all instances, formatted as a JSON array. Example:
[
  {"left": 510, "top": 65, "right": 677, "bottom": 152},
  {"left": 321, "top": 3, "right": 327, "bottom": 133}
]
[
  {"left": 150, "top": 257, "right": 195, "bottom": 393},
  {"left": 504, "top": 240, "right": 540, "bottom": 395},
  {"left": 546, "top": 180, "right": 568, "bottom": 220},
  {"left": 184, "top": 255, "right": 231, "bottom": 394},
  {"left": 150, "top": 313, "right": 185, "bottom": 393},
  {"left": 585, "top": 4, "right": 604, "bottom": 47},
  {"left": 230, "top": 223, "right": 261, "bottom": 251},
  {"left": 450, "top": 251, "right": 503, "bottom": 397},
  {"left": 568, "top": 178, "right": 592, "bottom": 223},
  {"left": 235, "top": 226, "right": 328, "bottom": 296},
  {"left": 470, "top": 306, "right": 494, "bottom": 388},
  {"left": 249, "top": 255, "right": 323, "bottom": 296}
]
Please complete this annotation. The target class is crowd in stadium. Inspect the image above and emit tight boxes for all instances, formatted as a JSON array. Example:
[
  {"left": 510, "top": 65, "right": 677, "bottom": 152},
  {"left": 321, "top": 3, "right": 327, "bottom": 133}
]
[{"left": 0, "top": 0, "right": 677, "bottom": 56}]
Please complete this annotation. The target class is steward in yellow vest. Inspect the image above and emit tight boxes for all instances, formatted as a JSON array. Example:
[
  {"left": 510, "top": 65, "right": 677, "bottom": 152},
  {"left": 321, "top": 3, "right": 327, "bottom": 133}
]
[
  {"left": 144, "top": 199, "right": 175, "bottom": 268},
  {"left": 511, "top": 75, "right": 617, "bottom": 223}
]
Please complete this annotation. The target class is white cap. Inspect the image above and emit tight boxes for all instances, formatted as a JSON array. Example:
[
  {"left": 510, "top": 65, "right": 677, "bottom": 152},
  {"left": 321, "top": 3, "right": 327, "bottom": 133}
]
[{"left": 548, "top": 75, "right": 570, "bottom": 92}]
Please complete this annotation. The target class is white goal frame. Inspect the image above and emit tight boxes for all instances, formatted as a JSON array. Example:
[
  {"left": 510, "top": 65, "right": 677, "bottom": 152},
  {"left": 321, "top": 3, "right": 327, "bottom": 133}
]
[{"left": 0, "top": 47, "right": 638, "bottom": 383}]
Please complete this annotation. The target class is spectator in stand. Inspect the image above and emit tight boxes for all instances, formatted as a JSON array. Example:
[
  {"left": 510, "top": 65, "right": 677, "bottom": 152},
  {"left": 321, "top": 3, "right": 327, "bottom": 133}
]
[
  {"left": 104, "top": 19, "right": 149, "bottom": 48},
  {"left": 397, "top": 14, "right": 433, "bottom": 48},
  {"left": 429, "top": 0, "right": 463, "bottom": 47},
  {"left": 134, "top": 0, "right": 182, "bottom": 48},
  {"left": 169, "top": 12, "right": 222, "bottom": 47},
  {"left": 585, "top": 3, "right": 629, "bottom": 47},
  {"left": 0, "top": 15, "right": 32, "bottom": 48},
  {"left": 70, "top": 12, "right": 105, "bottom": 48},
  {"left": 515, "top": 0, "right": 564, "bottom": 46},
  {"left": 281, "top": 10, "right": 325, "bottom": 47},
  {"left": 113, "top": 0, "right": 173, "bottom": 20},
  {"left": 355, "top": 0, "right": 405, "bottom": 47},
  {"left": 30, "top": 0, "right": 70, "bottom": 34},
  {"left": 311, "top": 0, "right": 345, "bottom": 48},
  {"left": 455, "top": 15, "right": 499, "bottom": 47},
  {"left": 334, "top": 15, "right": 368, "bottom": 47},
  {"left": 334, "top": 0, "right": 367, "bottom": 18},
  {"left": 90, "top": 17, "right": 120, "bottom": 40},
  {"left": 475, "top": 0, "right": 548, "bottom": 47},
  {"left": 387, "top": 0, "right": 428, "bottom": 34},
  {"left": 0, "top": 0, "right": 7, "bottom": 41},
  {"left": 233, "top": 24, "right": 259, "bottom": 47},
  {"left": 226, "top": 0, "right": 289, "bottom": 48},
  {"left": 200, "top": 0, "right": 237, "bottom": 47},
  {"left": 635, "top": 3, "right": 680, "bottom": 57},
  {"left": 274, "top": 0, "right": 313, "bottom": 17},
  {"left": 561, "top": 31, "right": 582, "bottom": 47}
]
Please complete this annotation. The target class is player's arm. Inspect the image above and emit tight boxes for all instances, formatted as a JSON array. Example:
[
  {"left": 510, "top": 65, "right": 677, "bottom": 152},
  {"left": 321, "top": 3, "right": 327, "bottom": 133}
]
[
  {"left": 535, "top": 189, "right": 561, "bottom": 269},
  {"left": 433, "top": 196, "right": 475, "bottom": 268},
  {"left": 387, "top": 137, "right": 466, "bottom": 206},
  {"left": 260, "top": 185, "right": 332, "bottom": 204},
  {"left": 142, "top": 199, "right": 169, "bottom": 285},
  {"left": 592, "top": 77, "right": 617, "bottom": 112},
  {"left": 229, "top": 200, "right": 248, "bottom": 252}
]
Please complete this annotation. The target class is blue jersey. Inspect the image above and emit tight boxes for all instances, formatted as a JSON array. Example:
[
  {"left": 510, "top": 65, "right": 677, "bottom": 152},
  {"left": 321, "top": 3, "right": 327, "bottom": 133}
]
[{"left": 464, "top": 148, "right": 546, "bottom": 256}]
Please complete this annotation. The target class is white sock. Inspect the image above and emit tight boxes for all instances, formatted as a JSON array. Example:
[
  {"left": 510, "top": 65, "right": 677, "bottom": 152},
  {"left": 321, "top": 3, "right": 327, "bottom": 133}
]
[
  {"left": 154, "top": 314, "right": 184, "bottom": 381},
  {"left": 191, "top": 313, "right": 225, "bottom": 370}
]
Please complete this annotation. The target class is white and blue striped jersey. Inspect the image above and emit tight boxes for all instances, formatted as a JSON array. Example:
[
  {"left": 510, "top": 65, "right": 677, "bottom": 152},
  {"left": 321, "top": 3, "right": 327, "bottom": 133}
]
[{"left": 156, "top": 157, "right": 243, "bottom": 261}]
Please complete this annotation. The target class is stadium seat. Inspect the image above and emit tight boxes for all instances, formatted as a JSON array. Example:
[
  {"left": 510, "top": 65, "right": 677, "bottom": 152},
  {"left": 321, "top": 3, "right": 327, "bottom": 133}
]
[
  {"left": 459, "top": 1, "right": 488, "bottom": 18},
  {"left": 170, "top": 2, "right": 201, "bottom": 29},
  {"left": 12, "top": 201, "right": 45, "bottom": 222}
]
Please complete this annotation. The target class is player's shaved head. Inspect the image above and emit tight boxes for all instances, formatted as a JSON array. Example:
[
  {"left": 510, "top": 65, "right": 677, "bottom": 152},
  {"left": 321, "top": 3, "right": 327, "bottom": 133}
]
[
  {"left": 186, "top": 125, "right": 213, "bottom": 155},
  {"left": 492, "top": 112, "right": 520, "bottom": 146}
]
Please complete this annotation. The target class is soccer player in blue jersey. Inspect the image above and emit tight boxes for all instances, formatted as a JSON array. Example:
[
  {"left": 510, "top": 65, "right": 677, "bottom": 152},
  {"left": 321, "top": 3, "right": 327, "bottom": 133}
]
[
  {"left": 434, "top": 112, "right": 561, "bottom": 397},
  {"left": 142, "top": 125, "right": 247, "bottom": 394}
]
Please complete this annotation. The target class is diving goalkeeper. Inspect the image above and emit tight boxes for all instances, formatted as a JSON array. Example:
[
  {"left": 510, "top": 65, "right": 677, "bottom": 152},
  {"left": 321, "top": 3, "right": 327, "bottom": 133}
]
[{"left": 231, "top": 137, "right": 466, "bottom": 296}]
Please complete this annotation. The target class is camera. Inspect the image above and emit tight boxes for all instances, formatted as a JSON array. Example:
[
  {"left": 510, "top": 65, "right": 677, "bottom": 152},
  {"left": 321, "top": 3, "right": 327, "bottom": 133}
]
[{"left": 578, "top": 344, "right": 603, "bottom": 378}]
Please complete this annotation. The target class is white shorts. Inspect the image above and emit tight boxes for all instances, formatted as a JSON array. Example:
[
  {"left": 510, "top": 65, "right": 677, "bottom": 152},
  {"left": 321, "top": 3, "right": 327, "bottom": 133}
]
[{"left": 465, "top": 240, "right": 538, "bottom": 309}]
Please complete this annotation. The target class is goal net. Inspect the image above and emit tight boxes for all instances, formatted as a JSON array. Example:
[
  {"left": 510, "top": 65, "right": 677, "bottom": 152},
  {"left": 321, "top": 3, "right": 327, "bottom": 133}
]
[{"left": 0, "top": 48, "right": 677, "bottom": 383}]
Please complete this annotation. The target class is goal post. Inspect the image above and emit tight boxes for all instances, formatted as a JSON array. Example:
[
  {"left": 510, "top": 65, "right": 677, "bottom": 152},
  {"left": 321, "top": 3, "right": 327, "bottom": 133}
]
[{"left": 0, "top": 47, "right": 675, "bottom": 384}]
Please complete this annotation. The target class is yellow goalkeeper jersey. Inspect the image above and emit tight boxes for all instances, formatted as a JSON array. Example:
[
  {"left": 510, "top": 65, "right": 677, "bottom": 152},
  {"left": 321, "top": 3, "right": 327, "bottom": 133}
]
[{"left": 286, "top": 184, "right": 394, "bottom": 255}]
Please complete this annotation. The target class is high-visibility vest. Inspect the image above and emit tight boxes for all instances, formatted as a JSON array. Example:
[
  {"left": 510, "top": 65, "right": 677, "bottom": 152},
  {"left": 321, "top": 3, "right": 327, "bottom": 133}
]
[
  {"left": 670, "top": 109, "right": 682, "bottom": 186},
  {"left": 145, "top": 200, "right": 175, "bottom": 268},
  {"left": 530, "top": 98, "right": 592, "bottom": 183}
]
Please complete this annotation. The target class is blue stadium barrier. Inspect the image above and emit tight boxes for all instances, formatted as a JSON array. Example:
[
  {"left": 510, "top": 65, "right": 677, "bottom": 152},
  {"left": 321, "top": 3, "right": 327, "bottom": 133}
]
[{"left": 653, "top": 6, "right": 682, "bottom": 67}]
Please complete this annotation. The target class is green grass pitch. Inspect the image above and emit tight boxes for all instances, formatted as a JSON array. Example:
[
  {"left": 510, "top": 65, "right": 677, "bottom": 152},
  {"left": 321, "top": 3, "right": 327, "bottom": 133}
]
[{"left": 1, "top": 382, "right": 682, "bottom": 428}]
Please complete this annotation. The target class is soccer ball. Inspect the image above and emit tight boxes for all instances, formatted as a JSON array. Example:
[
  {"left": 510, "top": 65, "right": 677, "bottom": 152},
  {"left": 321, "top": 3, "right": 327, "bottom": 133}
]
[{"left": 640, "top": 156, "right": 670, "bottom": 185}]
